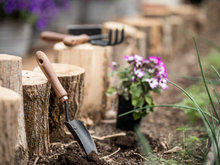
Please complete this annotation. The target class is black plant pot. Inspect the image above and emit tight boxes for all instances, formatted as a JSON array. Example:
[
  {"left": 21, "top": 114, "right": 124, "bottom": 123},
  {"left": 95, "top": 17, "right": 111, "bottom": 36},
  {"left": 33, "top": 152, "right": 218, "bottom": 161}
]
[{"left": 116, "top": 95, "right": 141, "bottom": 131}]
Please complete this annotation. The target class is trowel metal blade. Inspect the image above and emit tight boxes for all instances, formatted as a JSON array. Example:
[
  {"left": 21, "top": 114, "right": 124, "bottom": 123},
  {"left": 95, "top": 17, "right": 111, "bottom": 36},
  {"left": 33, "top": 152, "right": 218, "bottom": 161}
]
[{"left": 65, "top": 120, "right": 97, "bottom": 155}]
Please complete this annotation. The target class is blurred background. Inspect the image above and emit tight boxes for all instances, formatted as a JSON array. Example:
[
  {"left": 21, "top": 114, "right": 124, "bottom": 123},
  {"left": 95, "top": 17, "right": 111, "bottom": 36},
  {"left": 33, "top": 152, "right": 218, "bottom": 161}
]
[{"left": 0, "top": 0, "right": 217, "bottom": 70}]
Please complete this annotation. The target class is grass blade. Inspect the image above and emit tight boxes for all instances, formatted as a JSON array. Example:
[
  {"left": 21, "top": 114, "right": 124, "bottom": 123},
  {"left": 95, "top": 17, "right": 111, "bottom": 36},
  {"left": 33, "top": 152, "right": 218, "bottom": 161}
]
[{"left": 193, "top": 38, "right": 220, "bottom": 123}]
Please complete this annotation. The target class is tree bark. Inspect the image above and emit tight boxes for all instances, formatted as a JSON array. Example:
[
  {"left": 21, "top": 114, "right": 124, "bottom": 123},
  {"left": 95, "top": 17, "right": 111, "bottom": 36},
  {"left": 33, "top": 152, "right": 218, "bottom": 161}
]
[
  {"left": 53, "top": 43, "right": 112, "bottom": 121},
  {"left": 0, "top": 54, "right": 28, "bottom": 165},
  {"left": 0, "top": 87, "right": 21, "bottom": 165},
  {"left": 22, "top": 70, "right": 51, "bottom": 158},
  {"left": 33, "top": 63, "right": 85, "bottom": 131}
]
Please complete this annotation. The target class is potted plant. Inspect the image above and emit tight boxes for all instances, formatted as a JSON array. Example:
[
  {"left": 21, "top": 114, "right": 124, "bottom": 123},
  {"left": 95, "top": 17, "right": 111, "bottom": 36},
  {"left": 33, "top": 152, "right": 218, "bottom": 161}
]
[
  {"left": 0, "top": 0, "right": 70, "bottom": 57},
  {"left": 107, "top": 54, "right": 168, "bottom": 131}
]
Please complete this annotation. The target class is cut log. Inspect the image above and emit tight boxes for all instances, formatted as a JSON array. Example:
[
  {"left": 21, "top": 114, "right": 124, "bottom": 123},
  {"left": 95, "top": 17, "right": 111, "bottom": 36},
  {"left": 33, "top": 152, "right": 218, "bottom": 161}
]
[
  {"left": 140, "top": 4, "right": 206, "bottom": 58},
  {"left": 53, "top": 43, "right": 112, "bottom": 121},
  {"left": 118, "top": 17, "right": 163, "bottom": 57},
  {"left": 0, "top": 87, "right": 21, "bottom": 165},
  {"left": 33, "top": 63, "right": 85, "bottom": 131},
  {"left": 22, "top": 70, "right": 51, "bottom": 157},
  {"left": 0, "top": 54, "right": 28, "bottom": 165},
  {"left": 102, "top": 22, "right": 147, "bottom": 66}
]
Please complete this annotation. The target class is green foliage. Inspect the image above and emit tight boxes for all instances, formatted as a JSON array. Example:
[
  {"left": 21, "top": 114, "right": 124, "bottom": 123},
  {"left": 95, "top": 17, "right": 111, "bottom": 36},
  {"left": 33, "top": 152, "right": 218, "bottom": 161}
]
[
  {"left": 177, "top": 82, "right": 214, "bottom": 124},
  {"left": 106, "top": 87, "right": 116, "bottom": 96},
  {"left": 169, "top": 38, "right": 220, "bottom": 164},
  {"left": 176, "top": 126, "right": 191, "bottom": 132},
  {"left": 186, "top": 136, "right": 200, "bottom": 143},
  {"left": 177, "top": 50, "right": 220, "bottom": 124},
  {"left": 203, "top": 50, "right": 220, "bottom": 77}
]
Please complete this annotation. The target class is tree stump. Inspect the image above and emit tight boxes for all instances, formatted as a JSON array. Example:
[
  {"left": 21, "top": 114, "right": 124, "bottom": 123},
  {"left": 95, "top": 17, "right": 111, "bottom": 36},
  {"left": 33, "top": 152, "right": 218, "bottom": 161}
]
[
  {"left": 0, "top": 87, "right": 21, "bottom": 165},
  {"left": 33, "top": 63, "right": 85, "bottom": 131},
  {"left": 22, "top": 70, "right": 51, "bottom": 157},
  {"left": 118, "top": 17, "right": 163, "bottom": 57},
  {"left": 0, "top": 54, "right": 28, "bottom": 165},
  {"left": 140, "top": 4, "right": 206, "bottom": 58},
  {"left": 53, "top": 43, "right": 112, "bottom": 121},
  {"left": 102, "top": 22, "right": 147, "bottom": 67}
]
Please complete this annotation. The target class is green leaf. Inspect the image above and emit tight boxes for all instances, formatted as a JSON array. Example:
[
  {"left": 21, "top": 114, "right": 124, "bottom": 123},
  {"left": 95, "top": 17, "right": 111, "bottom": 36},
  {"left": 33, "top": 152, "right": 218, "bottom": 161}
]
[
  {"left": 130, "top": 82, "right": 142, "bottom": 97},
  {"left": 106, "top": 87, "right": 116, "bottom": 96},
  {"left": 186, "top": 136, "right": 200, "bottom": 143},
  {"left": 176, "top": 126, "right": 191, "bottom": 131},
  {"left": 145, "top": 95, "right": 152, "bottom": 105},
  {"left": 108, "top": 70, "right": 118, "bottom": 77},
  {"left": 133, "top": 111, "right": 142, "bottom": 120},
  {"left": 131, "top": 97, "right": 139, "bottom": 107}
]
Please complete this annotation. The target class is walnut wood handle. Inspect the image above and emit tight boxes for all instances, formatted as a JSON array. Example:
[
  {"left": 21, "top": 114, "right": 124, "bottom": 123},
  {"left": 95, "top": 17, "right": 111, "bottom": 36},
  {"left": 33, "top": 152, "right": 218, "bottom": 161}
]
[
  {"left": 41, "top": 31, "right": 68, "bottom": 42},
  {"left": 36, "top": 51, "right": 68, "bottom": 102},
  {"left": 63, "top": 34, "right": 90, "bottom": 46}
]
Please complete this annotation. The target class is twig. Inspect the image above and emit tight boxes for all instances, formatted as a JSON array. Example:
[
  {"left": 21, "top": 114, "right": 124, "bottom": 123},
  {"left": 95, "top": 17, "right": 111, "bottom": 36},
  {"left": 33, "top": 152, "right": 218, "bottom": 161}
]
[
  {"left": 33, "top": 156, "right": 39, "bottom": 165},
  {"left": 133, "top": 152, "right": 150, "bottom": 162},
  {"left": 92, "top": 132, "right": 126, "bottom": 140},
  {"left": 160, "top": 141, "right": 167, "bottom": 150},
  {"left": 63, "top": 140, "right": 77, "bottom": 147},
  {"left": 48, "top": 153, "right": 64, "bottom": 159},
  {"left": 101, "top": 119, "right": 116, "bottom": 124},
  {"left": 102, "top": 148, "right": 121, "bottom": 159}
]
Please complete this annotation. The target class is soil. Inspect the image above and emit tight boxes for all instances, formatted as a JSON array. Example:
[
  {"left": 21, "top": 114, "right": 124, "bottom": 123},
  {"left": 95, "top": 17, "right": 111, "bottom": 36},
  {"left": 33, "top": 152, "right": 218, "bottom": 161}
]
[{"left": 25, "top": 31, "right": 220, "bottom": 164}]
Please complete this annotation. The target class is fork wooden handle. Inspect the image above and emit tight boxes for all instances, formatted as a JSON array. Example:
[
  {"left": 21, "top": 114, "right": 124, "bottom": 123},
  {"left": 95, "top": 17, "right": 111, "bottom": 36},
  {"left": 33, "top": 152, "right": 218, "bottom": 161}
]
[
  {"left": 36, "top": 51, "right": 68, "bottom": 102},
  {"left": 63, "top": 35, "right": 90, "bottom": 46},
  {"left": 41, "top": 31, "right": 68, "bottom": 42}
]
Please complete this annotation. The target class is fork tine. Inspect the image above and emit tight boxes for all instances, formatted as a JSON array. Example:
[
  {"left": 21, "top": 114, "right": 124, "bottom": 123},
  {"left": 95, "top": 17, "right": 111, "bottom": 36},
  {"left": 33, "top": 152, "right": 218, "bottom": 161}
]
[
  {"left": 118, "top": 28, "right": 124, "bottom": 44},
  {"left": 107, "top": 29, "right": 112, "bottom": 45},
  {"left": 111, "top": 29, "right": 118, "bottom": 45},
  {"left": 90, "top": 28, "right": 124, "bottom": 46}
]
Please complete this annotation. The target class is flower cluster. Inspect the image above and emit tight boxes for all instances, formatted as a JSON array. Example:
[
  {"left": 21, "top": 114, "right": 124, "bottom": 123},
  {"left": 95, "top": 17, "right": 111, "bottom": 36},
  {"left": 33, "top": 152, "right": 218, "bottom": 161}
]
[
  {"left": 123, "top": 54, "right": 168, "bottom": 90},
  {"left": 107, "top": 54, "right": 168, "bottom": 120},
  {"left": 0, "top": 0, "right": 70, "bottom": 29}
]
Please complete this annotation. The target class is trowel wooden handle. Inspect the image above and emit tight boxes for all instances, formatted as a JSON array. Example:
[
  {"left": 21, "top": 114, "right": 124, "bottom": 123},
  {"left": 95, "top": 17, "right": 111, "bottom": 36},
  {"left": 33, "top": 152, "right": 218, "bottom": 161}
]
[
  {"left": 36, "top": 51, "right": 68, "bottom": 102},
  {"left": 63, "top": 34, "right": 90, "bottom": 46},
  {"left": 41, "top": 31, "right": 68, "bottom": 42}
]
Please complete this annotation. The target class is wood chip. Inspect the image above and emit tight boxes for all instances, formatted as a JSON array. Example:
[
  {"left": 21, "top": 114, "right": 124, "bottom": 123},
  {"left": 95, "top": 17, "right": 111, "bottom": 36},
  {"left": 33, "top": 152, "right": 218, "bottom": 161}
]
[
  {"left": 92, "top": 132, "right": 126, "bottom": 141},
  {"left": 102, "top": 148, "right": 120, "bottom": 159},
  {"left": 33, "top": 156, "right": 39, "bottom": 165},
  {"left": 164, "top": 146, "right": 182, "bottom": 153},
  {"left": 100, "top": 119, "right": 117, "bottom": 124}
]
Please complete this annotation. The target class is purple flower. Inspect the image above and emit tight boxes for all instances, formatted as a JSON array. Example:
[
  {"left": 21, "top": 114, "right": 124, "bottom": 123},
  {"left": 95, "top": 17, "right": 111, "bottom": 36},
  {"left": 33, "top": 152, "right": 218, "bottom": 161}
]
[
  {"left": 145, "top": 78, "right": 158, "bottom": 89},
  {"left": 149, "top": 56, "right": 161, "bottom": 64},
  {"left": 134, "top": 68, "right": 145, "bottom": 78},
  {"left": 143, "top": 59, "right": 150, "bottom": 64},
  {"left": 136, "top": 61, "right": 142, "bottom": 67},
  {"left": 124, "top": 55, "right": 134, "bottom": 62},
  {"left": 0, "top": 0, "right": 71, "bottom": 30},
  {"left": 148, "top": 68, "right": 155, "bottom": 73},
  {"left": 134, "top": 54, "right": 143, "bottom": 62},
  {"left": 156, "top": 61, "right": 167, "bottom": 78},
  {"left": 132, "top": 76, "right": 135, "bottom": 82},
  {"left": 159, "top": 78, "right": 168, "bottom": 89},
  {"left": 109, "top": 61, "right": 118, "bottom": 71}
]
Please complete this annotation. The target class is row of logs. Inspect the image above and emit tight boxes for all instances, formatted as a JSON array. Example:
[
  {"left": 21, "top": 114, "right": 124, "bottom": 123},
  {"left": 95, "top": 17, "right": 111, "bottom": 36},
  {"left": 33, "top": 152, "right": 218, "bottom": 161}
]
[{"left": 0, "top": 55, "right": 85, "bottom": 164}]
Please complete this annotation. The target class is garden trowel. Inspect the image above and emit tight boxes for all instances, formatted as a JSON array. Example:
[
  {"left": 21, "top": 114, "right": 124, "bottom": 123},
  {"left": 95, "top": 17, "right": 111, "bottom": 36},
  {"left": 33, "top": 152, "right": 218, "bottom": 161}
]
[{"left": 36, "top": 51, "right": 97, "bottom": 155}]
